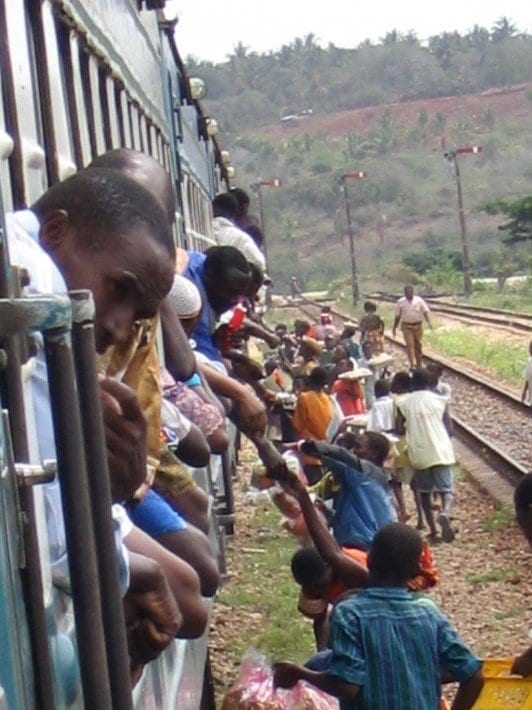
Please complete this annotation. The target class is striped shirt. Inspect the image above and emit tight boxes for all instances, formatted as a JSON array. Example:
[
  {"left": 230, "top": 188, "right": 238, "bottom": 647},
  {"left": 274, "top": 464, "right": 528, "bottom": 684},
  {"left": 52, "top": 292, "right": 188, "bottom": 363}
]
[{"left": 329, "top": 587, "right": 481, "bottom": 710}]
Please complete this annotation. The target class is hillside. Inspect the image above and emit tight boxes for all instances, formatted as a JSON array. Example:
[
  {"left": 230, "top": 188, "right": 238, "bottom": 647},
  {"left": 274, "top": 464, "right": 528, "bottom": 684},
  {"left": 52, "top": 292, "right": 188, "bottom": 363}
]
[{"left": 194, "top": 28, "right": 532, "bottom": 292}]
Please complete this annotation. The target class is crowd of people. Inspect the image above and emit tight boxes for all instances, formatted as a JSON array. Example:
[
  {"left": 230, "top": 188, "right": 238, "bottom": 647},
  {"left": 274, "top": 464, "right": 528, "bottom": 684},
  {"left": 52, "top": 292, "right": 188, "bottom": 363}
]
[{"left": 7, "top": 145, "right": 530, "bottom": 708}]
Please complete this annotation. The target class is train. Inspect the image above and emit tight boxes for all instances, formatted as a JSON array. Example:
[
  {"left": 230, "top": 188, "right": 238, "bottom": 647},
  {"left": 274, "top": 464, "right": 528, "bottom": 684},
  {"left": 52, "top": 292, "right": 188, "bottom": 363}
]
[{"left": 0, "top": 1, "right": 232, "bottom": 707}]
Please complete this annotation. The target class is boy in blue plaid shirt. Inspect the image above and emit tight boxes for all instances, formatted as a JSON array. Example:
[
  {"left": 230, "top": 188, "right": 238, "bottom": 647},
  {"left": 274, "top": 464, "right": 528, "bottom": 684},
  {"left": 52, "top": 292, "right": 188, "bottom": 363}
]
[{"left": 274, "top": 523, "right": 483, "bottom": 710}]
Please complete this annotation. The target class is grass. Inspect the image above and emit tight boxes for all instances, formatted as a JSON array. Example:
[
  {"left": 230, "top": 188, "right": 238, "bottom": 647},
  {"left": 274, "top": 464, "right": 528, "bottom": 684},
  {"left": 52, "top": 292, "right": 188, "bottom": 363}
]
[
  {"left": 482, "top": 507, "right": 515, "bottom": 533},
  {"left": 424, "top": 325, "right": 526, "bottom": 386},
  {"left": 466, "top": 568, "right": 517, "bottom": 586},
  {"left": 217, "top": 504, "right": 315, "bottom": 666}
]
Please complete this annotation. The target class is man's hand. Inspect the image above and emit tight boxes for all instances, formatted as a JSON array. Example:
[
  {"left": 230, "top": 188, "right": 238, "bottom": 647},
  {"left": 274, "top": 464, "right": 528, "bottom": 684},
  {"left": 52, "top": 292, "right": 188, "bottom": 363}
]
[
  {"left": 392, "top": 327, "right": 397, "bottom": 338},
  {"left": 273, "top": 661, "right": 302, "bottom": 689},
  {"left": 124, "top": 552, "right": 182, "bottom": 665},
  {"left": 233, "top": 387, "right": 267, "bottom": 437},
  {"left": 264, "top": 333, "right": 280, "bottom": 349},
  {"left": 99, "top": 378, "right": 147, "bottom": 502}
]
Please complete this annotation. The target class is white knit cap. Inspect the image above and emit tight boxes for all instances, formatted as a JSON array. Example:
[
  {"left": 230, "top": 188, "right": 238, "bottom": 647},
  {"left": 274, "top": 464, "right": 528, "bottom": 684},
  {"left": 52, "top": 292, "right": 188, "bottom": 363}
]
[{"left": 168, "top": 274, "right": 202, "bottom": 318}]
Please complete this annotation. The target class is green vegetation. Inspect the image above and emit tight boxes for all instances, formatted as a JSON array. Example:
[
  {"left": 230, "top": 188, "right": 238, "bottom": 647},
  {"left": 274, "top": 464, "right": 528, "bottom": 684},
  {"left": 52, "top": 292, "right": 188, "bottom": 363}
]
[
  {"left": 192, "top": 22, "right": 532, "bottom": 293},
  {"left": 424, "top": 325, "right": 526, "bottom": 385},
  {"left": 466, "top": 567, "right": 518, "bottom": 586},
  {"left": 217, "top": 504, "right": 314, "bottom": 665},
  {"left": 482, "top": 507, "right": 515, "bottom": 533}
]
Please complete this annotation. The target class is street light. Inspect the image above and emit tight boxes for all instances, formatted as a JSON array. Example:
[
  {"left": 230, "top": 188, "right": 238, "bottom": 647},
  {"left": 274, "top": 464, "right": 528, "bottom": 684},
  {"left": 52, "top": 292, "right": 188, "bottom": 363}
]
[
  {"left": 250, "top": 178, "right": 281, "bottom": 306},
  {"left": 444, "top": 146, "right": 482, "bottom": 297},
  {"left": 342, "top": 171, "right": 367, "bottom": 305}
]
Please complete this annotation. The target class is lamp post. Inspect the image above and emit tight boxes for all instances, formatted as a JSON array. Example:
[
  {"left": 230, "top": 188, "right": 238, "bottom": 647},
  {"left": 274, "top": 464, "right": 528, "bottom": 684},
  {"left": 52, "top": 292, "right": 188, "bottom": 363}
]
[
  {"left": 444, "top": 146, "right": 482, "bottom": 297},
  {"left": 342, "top": 171, "right": 367, "bottom": 305},
  {"left": 251, "top": 178, "right": 281, "bottom": 306}
]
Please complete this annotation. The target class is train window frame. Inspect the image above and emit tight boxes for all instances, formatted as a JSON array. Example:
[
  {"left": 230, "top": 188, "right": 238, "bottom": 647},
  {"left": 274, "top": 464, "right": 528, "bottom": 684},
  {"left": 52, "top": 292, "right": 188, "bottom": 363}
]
[
  {"left": 88, "top": 56, "right": 106, "bottom": 156},
  {"left": 54, "top": 16, "right": 83, "bottom": 169},
  {"left": 97, "top": 65, "right": 113, "bottom": 151},
  {"left": 78, "top": 41, "right": 98, "bottom": 158}
]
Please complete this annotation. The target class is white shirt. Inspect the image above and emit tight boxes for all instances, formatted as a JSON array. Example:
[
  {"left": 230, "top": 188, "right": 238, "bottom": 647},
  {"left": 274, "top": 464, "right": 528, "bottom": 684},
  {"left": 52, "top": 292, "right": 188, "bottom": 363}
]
[
  {"left": 398, "top": 390, "right": 455, "bottom": 470},
  {"left": 395, "top": 295, "right": 429, "bottom": 324},
  {"left": 366, "top": 395, "right": 394, "bottom": 432},
  {"left": 212, "top": 216, "right": 266, "bottom": 272}
]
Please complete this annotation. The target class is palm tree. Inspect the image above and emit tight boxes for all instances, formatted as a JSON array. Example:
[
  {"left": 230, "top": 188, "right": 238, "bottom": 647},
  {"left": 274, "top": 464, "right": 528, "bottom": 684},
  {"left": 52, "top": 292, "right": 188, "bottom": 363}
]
[{"left": 491, "top": 16, "right": 517, "bottom": 42}]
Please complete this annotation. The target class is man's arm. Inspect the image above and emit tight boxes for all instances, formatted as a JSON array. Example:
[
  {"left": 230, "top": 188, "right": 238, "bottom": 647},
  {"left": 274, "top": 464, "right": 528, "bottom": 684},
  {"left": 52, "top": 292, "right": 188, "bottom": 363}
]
[
  {"left": 273, "top": 663, "right": 359, "bottom": 701},
  {"left": 241, "top": 317, "right": 280, "bottom": 348},
  {"left": 522, "top": 380, "right": 529, "bottom": 404},
  {"left": 282, "top": 469, "right": 369, "bottom": 589},
  {"left": 197, "top": 362, "right": 266, "bottom": 436},
  {"left": 442, "top": 403, "right": 453, "bottom": 436},
  {"left": 451, "top": 669, "right": 484, "bottom": 710},
  {"left": 160, "top": 296, "right": 196, "bottom": 381},
  {"left": 392, "top": 305, "right": 401, "bottom": 337}
]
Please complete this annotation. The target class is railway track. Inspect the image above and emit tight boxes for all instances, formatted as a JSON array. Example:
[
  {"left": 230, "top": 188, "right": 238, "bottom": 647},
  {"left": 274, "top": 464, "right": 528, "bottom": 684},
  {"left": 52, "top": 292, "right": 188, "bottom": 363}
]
[
  {"left": 369, "top": 292, "right": 532, "bottom": 334},
  {"left": 276, "top": 295, "right": 530, "bottom": 489}
]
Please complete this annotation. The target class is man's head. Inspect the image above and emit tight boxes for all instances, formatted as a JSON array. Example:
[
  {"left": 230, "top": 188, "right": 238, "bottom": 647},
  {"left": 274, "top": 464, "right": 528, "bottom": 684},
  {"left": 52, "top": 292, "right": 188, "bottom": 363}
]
[
  {"left": 404, "top": 285, "right": 414, "bottom": 300},
  {"left": 353, "top": 432, "right": 390, "bottom": 467},
  {"left": 88, "top": 148, "right": 176, "bottom": 223},
  {"left": 374, "top": 378, "right": 390, "bottom": 399},
  {"left": 202, "top": 246, "right": 252, "bottom": 313},
  {"left": 390, "top": 371, "right": 411, "bottom": 395},
  {"left": 368, "top": 523, "right": 422, "bottom": 586},
  {"left": 426, "top": 363, "right": 444, "bottom": 389},
  {"left": 515, "top": 473, "right": 532, "bottom": 547},
  {"left": 362, "top": 341, "right": 373, "bottom": 359},
  {"left": 168, "top": 274, "right": 203, "bottom": 336},
  {"left": 212, "top": 192, "right": 239, "bottom": 221},
  {"left": 291, "top": 548, "right": 332, "bottom": 595},
  {"left": 32, "top": 169, "right": 174, "bottom": 352},
  {"left": 341, "top": 324, "right": 357, "bottom": 339},
  {"left": 294, "top": 320, "right": 310, "bottom": 339},
  {"left": 307, "top": 366, "right": 328, "bottom": 391},
  {"left": 275, "top": 323, "right": 287, "bottom": 337},
  {"left": 410, "top": 368, "right": 431, "bottom": 391},
  {"left": 230, "top": 187, "right": 250, "bottom": 222},
  {"left": 364, "top": 300, "right": 377, "bottom": 314}
]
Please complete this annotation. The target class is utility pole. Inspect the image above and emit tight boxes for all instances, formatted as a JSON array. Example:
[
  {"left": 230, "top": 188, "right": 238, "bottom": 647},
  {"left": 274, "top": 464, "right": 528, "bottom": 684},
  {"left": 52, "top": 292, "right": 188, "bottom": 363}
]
[
  {"left": 444, "top": 146, "right": 482, "bottom": 297},
  {"left": 251, "top": 178, "right": 281, "bottom": 307},
  {"left": 342, "top": 171, "right": 366, "bottom": 305}
]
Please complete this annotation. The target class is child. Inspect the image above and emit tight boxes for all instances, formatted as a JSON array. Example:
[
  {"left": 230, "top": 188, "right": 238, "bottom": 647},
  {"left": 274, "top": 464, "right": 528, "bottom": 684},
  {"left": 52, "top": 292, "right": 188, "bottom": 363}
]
[
  {"left": 274, "top": 523, "right": 484, "bottom": 710},
  {"left": 292, "top": 367, "right": 335, "bottom": 484},
  {"left": 357, "top": 342, "right": 377, "bottom": 408},
  {"left": 366, "top": 379, "right": 394, "bottom": 432}
]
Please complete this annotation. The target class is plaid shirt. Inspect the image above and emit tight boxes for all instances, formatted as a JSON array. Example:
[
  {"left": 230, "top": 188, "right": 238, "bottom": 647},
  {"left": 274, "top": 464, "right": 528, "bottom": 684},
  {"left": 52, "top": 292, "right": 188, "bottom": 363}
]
[{"left": 329, "top": 587, "right": 481, "bottom": 710}]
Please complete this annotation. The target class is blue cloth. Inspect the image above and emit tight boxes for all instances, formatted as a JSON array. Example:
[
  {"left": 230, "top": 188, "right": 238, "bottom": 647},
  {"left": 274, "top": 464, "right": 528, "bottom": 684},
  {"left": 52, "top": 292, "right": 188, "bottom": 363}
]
[
  {"left": 127, "top": 489, "right": 187, "bottom": 538},
  {"left": 414, "top": 465, "right": 454, "bottom": 494},
  {"left": 184, "top": 372, "right": 202, "bottom": 387},
  {"left": 329, "top": 587, "right": 482, "bottom": 710},
  {"left": 305, "top": 650, "right": 333, "bottom": 672},
  {"left": 313, "top": 444, "right": 394, "bottom": 551},
  {"left": 183, "top": 252, "right": 221, "bottom": 362}
]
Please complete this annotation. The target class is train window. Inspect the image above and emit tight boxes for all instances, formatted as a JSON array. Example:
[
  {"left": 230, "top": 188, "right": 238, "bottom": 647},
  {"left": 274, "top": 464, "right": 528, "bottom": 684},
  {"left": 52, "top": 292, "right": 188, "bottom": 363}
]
[
  {"left": 54, "top": 17, "right": 83, "bottom": 169},
  {"left": 145, "top": 119, "right": 153, "bottom": 155},
  {"left": 113, "top": 82, "right": 125, "bottom": 147},
  {"left": 97, "top": 65, "right": 113, "bottom": 151},
  {"left": 3, "top": 0, "right": 47, "bottom": 204},
  {"left": 69, "top": 33, "right": 92, "bottom": 166},
  {"left": 129, "top": 102, "right": 141, "bottom": 150},
  {"left": 119, "top": 90, "right": 132, "bottom": 148},
  {"left": 40, "top": 1, "right": 78, "bottom": 180},
  {"left": 88, "top": 56, "right": 106, "bottom": 155},
  {"left": 0, "top": 2, "right": 24, "bottom": 208},
  {"left": 139, "top": 113, "right": 148, "bottom": 153},
  {"left": 78, "top": 43, "right": 98, "bottom": 158},
  {"left": 0, "top": 68, "right": 15, "bottom": 212},
  {"left": 106, "top": 75, "right": 120, "bottom": 148}
]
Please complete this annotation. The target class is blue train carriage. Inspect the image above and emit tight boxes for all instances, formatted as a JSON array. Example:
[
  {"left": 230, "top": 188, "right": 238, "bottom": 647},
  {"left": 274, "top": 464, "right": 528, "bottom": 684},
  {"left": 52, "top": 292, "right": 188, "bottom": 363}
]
[{"left": 0, "top": 0, "right": 230, "bottom": 707}]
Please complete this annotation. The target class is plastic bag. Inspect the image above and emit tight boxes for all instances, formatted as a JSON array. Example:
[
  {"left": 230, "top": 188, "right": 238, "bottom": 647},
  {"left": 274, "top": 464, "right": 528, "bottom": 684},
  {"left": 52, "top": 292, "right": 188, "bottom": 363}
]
[{"left": 222, "top": 648, "right": 339, "bottom": 710}]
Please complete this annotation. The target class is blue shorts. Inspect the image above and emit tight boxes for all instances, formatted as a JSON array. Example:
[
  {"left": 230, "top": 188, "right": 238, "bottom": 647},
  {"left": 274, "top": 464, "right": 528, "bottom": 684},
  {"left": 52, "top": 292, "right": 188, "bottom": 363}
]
[
  {"left": 127, "top": 489, "right": 187, "bottom": 538},
  {"left": 414, "top": 465, "right": 454, "bottom": 494}
]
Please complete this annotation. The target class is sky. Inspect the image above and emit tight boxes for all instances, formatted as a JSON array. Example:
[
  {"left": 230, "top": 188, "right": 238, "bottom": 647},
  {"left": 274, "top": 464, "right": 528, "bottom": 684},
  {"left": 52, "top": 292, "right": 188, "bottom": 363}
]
[{"left": 167, "top": 0, "right": 531, "bottom": 64}]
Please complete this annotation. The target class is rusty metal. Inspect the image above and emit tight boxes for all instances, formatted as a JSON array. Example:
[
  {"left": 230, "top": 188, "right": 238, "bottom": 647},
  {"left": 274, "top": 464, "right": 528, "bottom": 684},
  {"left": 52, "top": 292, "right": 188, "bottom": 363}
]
[
  {"left": 69, "top": 290, "right": 133, "bottom": 710},
  {"left": 43, "top": 324, "right": 113, "bottom": 708}
]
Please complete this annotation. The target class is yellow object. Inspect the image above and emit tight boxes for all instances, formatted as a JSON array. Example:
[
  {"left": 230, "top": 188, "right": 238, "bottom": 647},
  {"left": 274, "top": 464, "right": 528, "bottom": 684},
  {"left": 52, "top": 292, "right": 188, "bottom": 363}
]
[{"left": 472, "top": 658, "right": 532, "bottom": 709}]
